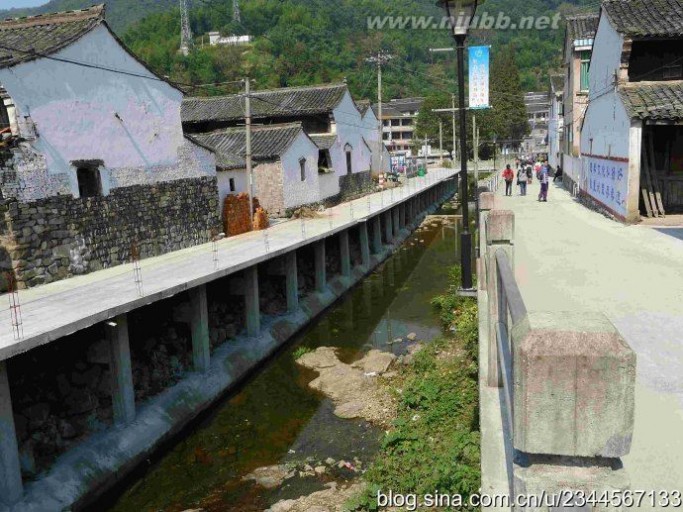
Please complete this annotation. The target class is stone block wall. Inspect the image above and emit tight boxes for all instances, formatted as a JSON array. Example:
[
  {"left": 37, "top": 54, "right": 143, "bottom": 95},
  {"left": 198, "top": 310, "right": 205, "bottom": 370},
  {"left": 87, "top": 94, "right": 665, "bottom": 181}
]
[
  {"left": 254, "top": 161, "right": 285, "bottom": 217},
  {"left": 339, "top": 170, "right": 372, "bottom": 201},
  {"left": 1, "top": 177, "right": 220, "bottom": 289}
]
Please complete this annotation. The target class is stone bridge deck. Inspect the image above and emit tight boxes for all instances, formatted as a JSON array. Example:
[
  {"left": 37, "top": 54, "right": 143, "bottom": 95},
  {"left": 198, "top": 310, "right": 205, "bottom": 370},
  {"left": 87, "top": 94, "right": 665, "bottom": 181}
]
[
  {"left": 0, "top": 169, "right": 457, "bottom": 362},
  {"left": 495, "top": 176, "right": 683, "bottom": 498}
]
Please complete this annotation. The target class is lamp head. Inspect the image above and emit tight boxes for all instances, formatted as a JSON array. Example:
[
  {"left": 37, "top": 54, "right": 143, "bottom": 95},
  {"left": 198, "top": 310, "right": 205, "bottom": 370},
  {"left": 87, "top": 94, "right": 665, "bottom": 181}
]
[{"left": 436, "top": 0, "right": 479, "bottom": 37}]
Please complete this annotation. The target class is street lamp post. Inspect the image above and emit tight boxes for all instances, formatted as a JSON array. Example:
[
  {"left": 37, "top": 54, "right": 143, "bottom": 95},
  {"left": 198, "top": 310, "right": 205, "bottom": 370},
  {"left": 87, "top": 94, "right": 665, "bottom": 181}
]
[{"left": 437, "top": 0, "right": 479, "bottom": 292}]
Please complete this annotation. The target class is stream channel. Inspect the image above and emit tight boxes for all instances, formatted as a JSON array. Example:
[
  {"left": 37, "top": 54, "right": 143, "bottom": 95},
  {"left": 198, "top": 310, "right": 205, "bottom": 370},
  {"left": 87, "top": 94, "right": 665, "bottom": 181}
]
[{"left": 101, "top": 201, "right": 461, "bottom": 512}]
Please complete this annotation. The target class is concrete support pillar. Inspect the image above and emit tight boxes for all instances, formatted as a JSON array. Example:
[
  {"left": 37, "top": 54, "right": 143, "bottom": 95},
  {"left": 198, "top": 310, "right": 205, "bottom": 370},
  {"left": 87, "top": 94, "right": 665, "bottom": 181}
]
[
  {"left": 392, "top": 208, "right": 400, "bottom": 237},
  {"left": 314, "top": 240, "right": 326, "bottom": 293},
  {"left": 339, "top": 230, "right": 351, "bottom": 278},
  {"left": 106, "top": 314, "right": 136, "bottom": 427},
  {"left": 359, "top": 222, "right": 371, "bottom": 268},
  {"left": 244, "top": 266, "right": 260, "bottom": 337},
  {"left": 0, "top": 361, "right": 22, "bottom": 505},
  {"left": 384, "top": 211, "right": 393, "bottom": 244},
  {"left": 189, "top": 285, "right": 210, "bottom": 373},
  {"left": 399, "top": 204, "right": 406, "bottom": 229},
  {"left": 285, "top": 251, "right": 299, "bottom": 313},
  {"left": 371, "top": 216, "right": 382, "bottom": 254}
]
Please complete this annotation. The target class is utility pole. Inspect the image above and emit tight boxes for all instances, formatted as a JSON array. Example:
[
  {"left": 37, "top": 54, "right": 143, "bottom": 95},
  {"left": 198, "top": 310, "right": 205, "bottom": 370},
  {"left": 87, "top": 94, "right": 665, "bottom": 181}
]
[
  {"left": 245, "top": 78, "right": 254, "bottom": 229},
  {"left": 452, "top": 94, "right": 457, "bottom": 164},
  {"left": 367, "top": 51, "right": 392, "bottom": 174},
  {"left": 439, "top": 120, "right": 444, "bottom": 166},
  {"left": 424, "top": 135, "right": 429, "bottom": 172},
  {"left": 473, "top": 115, "right": 479, "bottom": 187}
]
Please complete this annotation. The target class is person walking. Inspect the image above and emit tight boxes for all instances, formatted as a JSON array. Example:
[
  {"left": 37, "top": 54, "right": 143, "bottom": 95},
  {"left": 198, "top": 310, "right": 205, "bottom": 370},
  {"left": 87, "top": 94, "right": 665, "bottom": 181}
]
[
  {"left": 503, "top": 164, "right": 515, "bottom": 196},
  {"left": 518, "top": 164, "right": 528, "bottom": 196},
  {"left": 538, "top": 163, "right": 550, "bottom": 202}
]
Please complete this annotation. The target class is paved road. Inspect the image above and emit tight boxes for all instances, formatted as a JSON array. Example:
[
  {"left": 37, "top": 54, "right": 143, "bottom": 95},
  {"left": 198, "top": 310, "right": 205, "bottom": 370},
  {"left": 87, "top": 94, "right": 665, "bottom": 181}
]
[
  {"left": 496, "top": 177, "right": 683, "bottom": 498},
  {"left": 0, "top": 169, "right": 456, "bottom": 361}
]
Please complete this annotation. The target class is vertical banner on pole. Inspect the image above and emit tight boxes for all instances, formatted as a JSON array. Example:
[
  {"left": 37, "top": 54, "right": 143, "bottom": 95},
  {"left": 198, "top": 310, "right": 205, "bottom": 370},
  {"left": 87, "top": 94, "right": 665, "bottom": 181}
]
[{"left": 469, "top": 46, "right": 490, "bottom": 110}]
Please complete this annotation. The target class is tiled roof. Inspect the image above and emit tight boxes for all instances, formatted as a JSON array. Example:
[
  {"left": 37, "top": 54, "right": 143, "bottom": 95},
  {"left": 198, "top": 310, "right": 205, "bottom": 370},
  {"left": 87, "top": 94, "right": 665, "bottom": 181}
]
[
  {"left": 191, "top": 123, "right": 305, "bottom": 170},
  {"left": 619, "top": 80, "right": 683, "bottom": 120},
  {"left": 372, "top": 97, "right": 424, "bottom": 118},
  {"left": 565, "top": 13, "right": 599, "bottom": 41},
  {"left": 0, "top": 4, "right": 105, "bottom": 69},
  {"left": 310, "top": 134, "right": 337, "bottom": 150},
  {"left": 181, "top": 83, "right": 348, "bottom": 125},
  {"left": 603, "top": 0, "right": 683, "bottom": 38}
]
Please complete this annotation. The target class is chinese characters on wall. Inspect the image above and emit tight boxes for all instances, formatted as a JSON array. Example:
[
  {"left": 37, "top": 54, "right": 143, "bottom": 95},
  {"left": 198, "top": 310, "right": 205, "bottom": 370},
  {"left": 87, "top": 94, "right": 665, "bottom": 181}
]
[{"left": 585, "top": 156, "right": 628, "bottom": 218}]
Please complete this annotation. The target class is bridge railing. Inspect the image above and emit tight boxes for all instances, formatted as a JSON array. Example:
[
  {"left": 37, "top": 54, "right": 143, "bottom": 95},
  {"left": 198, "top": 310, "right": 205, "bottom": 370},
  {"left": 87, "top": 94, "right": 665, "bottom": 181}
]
[{"left": 479, "top": 193, "right": 637, "bottom": 509}]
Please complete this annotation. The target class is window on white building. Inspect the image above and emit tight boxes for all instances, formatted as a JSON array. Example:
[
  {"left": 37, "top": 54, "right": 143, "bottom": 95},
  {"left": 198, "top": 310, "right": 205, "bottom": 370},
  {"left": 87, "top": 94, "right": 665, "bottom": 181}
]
[
  {"left": 229, "top": 178, "right": 236, "bottom": 192},
  {"left": 77, "top": 166, "right": 103, "bottom": 198},
  {"left": 345, "top": 144, "right": 353, "bottom": 175},
  {"left": 300, "top": 158, "right": 306, "bottom": 181},
  {"left": 580, "top": 51, "right": 591, "bottom": 92}
]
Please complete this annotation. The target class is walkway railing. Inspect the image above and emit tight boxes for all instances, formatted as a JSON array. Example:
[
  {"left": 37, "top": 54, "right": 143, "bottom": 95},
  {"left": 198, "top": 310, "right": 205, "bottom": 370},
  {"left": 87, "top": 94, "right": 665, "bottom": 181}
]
[{"left": 478, "top": 192, "right": 637, "bottom": 508}]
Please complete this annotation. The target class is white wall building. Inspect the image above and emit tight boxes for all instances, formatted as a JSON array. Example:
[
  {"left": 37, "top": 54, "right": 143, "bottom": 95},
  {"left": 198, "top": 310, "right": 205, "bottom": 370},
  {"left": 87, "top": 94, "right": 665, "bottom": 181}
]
[
  {"left": 193, "top": 123, "right": 331, "bottom": 216},
  {"left": 581, "top": 0, "right": 683, "bottom": 222},
  {"left": 208, "top": 32, "right": 252, "bottom": 46},
  {"left": 182, "top": 83, "right": 381, "bottom": 208}
]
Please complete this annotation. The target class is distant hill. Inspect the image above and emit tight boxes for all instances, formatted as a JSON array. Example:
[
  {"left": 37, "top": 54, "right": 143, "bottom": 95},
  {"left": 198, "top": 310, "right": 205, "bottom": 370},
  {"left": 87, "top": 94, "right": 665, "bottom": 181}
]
[{"left": 0, "top": 0, "right": 175, "bottom": 32}]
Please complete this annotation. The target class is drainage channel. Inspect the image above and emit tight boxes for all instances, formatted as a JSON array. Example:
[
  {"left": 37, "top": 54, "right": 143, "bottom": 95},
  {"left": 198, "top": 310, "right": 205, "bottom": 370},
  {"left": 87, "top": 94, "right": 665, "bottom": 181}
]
[{"left": 100, "top": 208, "right": 460, "bottom": 512}]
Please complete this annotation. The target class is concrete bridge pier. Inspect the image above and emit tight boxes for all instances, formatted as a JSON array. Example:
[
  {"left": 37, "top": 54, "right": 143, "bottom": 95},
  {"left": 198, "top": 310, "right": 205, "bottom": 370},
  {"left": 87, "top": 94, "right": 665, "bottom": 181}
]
[
  {"left": 371, "top": 217, "right": 382, "bottom": 255},
  {"left": 189, "top": 285, "right": 210, "bottom": 373},
  {"left": 384, "top": 211, "right": 393, "bottom": 244},
  {"left": 0, "top": 361, "right": 22, "bottom": 505},
  {"left": 314, "top": 240, "right": 326, "bottom": 293},
  {"left": 285, "top": 251, "right": 299, "bottom": 313},
  {"left": 359, "top": 222, "right": 371, "bottom": 268},
  {"left": 244, "top": 266, "right": 260, "bottom": 337},
  {"left": 392, "top": 208, "right": 400, "bottom": 237},
  {"left": 105, "top": 315, "right": 136, "bottom": 427},
  {"left": 399, "top": 204, "right": 406, "bottom": 230},
  {"left": 339, "top": 230, "right": 351, "bottom": 278}
]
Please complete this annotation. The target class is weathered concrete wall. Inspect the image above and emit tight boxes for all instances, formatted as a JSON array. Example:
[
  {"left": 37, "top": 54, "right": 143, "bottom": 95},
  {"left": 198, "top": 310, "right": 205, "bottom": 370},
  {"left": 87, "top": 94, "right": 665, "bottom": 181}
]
[
  {"left": 282, "top": 132, "right": 324, "bottom": 212},
  {"left": 2, "top": 177, "right": 220, "bottom": 289}
]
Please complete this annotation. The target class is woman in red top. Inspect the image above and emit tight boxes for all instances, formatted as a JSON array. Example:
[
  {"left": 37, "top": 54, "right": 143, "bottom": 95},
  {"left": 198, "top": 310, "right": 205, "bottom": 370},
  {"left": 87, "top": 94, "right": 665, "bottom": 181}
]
[{"left": 502, "top": 164, "right": 515, "bottom": 196}]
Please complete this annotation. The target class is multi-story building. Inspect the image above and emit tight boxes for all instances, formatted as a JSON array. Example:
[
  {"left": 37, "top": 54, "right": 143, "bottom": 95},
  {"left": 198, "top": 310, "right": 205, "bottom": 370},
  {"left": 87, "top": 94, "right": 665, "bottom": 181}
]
[
  {"left": 562, "top": 13, "right": 599, "bottom": 190},
  {"left": 548, "top": 73, "right": 565, "bottom": 169},
  {"left": 373, "top": 98, "right": 424, "bottom": 157},
  {"left": 522, "top": 92, "right": 551, "bottom": 157}
]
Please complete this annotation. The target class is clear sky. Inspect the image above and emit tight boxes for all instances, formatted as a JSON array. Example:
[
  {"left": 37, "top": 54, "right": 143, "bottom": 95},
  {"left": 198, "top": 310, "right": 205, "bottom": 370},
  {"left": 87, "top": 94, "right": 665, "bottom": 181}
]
[{"left": 4, "top": 0, "right": 48, "bottom": 8}]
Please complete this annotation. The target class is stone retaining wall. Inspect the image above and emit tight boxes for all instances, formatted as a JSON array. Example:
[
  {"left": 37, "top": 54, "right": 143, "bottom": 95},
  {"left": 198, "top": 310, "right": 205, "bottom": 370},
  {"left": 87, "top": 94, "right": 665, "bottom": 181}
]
[{"left": 1, "top": 177, "right": 220, "bottom": 289}]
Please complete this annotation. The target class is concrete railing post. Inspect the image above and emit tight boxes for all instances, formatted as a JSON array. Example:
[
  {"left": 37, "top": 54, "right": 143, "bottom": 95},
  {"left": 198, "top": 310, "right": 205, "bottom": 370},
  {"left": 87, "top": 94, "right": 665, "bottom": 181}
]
[
  {"left": 189, "top": 285, "right": 210, "bottom": 373},
  {"left": 359, "top": 222, "right": 371, "bottom": 268},
  {"left": 486, "top": 210, "right": 514, "bottom": 388},
  {"left": 244, "top": 266, "right": 260, "bottom": 337},
  {"left": 512, "top": 312, "right": 636, "bottom": 505},
  {"left": 314, "top": 240, "right": 326, "bottom": 293},
  {"left": 285, "top": 251, "right": 299, "bottom": 312},
  {"left": 479, "top": 192, "right": 495, "bottom": 292},
  {"left": 339, "top": 230, "right": 351, "bottom": 278},
  {"left": 372, "top": 217, "right": 382, "bottom": 254},
  {"left": 0, "top": 360, "right": 22, "bottom": 505},
  {"left": 106, "top": 314, "right": 136, "bottom": 427}
]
